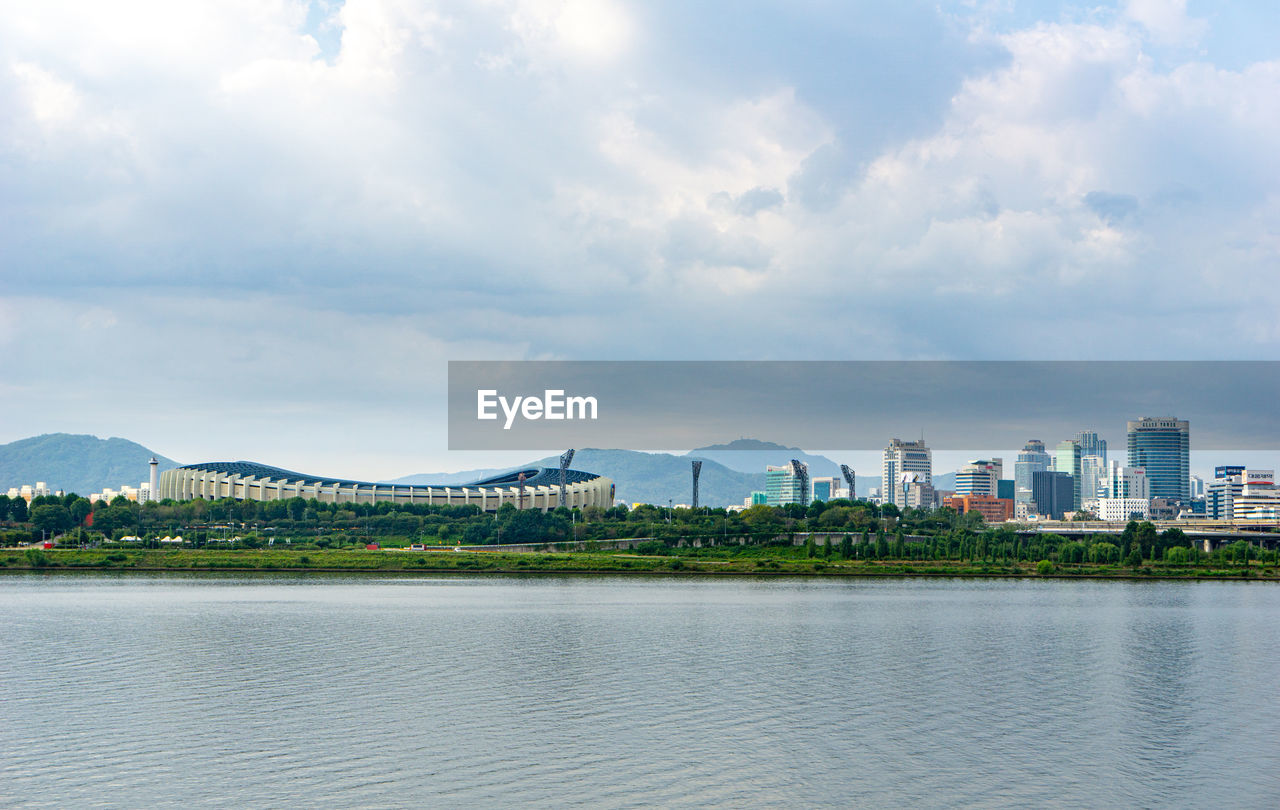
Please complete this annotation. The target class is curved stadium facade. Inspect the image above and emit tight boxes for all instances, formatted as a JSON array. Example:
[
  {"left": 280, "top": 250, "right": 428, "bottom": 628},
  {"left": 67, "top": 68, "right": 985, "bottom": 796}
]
[{"left": 158, "top": 462, "right": 615, "bottom": 512}]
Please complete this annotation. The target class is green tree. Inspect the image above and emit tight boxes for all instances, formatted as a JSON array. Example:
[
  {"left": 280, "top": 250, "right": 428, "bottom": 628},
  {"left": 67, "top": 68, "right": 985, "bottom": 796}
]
[
  {"left": 1091, "top": 542, "right": 1120, "bottom": 564},
  {"left": 68, "top": 497, "right": 92, "bottom": 525},
  {"left": 31, "top": 504, "right": 73, "bottom": 535},
  {"left": 1164, "top": 546, "right": 1191, "bottom": 565},
  {"left": 1125, "top": 549, "right": 1143, "bottom": 568}
]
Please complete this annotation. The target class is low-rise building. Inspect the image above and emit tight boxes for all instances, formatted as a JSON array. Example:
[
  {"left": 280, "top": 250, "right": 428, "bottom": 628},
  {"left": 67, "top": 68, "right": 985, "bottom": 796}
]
[
  {"left": 1093, "top": 498, "right": 1151, "bottom": 522},
  {"left": 944, "top": 495, "right": 1014, "bottom": 523}
]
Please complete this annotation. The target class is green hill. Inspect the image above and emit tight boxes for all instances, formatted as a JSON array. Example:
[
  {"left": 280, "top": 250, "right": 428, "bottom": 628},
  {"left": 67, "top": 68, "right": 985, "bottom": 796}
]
[{"left": 0, "top": 433, "right": 179, "bottom": 497}]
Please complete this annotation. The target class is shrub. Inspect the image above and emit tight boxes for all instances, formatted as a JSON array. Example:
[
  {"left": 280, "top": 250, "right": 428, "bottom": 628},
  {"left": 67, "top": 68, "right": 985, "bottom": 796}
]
[{"left": 1036, "top": 559, "right": 1053, "bottom": 575}]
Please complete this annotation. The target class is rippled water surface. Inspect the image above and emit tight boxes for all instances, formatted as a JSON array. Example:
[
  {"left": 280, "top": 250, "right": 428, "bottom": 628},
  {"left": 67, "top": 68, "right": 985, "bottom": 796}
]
[{"left": 3, "top": 574, "right": 1279, "bottom": 807}]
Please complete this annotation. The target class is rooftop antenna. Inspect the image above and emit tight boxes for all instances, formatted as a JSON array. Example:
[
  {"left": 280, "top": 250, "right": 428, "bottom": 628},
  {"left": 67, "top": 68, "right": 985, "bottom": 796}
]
[
  {"left": 691, "top": 460, "right": 702, "bottom": 509},
  {"left": 558, "top": 449, "right": 575, "bottom": 508}
]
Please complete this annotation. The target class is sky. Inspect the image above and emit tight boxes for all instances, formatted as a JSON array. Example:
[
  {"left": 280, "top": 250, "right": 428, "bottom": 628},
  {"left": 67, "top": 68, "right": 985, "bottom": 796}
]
[{"left": 1, "top": 0, "right": 1278, "bottom": 480}]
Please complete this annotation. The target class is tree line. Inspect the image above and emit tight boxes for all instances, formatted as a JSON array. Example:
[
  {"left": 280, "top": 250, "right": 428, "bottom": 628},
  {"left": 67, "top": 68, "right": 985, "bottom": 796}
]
[{"left": 0, "top": 494, "right": 1273, "bottom": 568}]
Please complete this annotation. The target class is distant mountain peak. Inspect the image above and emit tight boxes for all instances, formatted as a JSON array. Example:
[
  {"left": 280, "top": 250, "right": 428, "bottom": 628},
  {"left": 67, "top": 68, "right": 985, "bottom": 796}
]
[{"left": 690, "top": 438, "right": 801, "bottom": 452}]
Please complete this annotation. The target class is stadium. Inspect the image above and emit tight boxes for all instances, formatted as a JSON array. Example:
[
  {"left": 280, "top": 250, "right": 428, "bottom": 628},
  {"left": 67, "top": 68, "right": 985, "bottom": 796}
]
[{"left": 158, "top": 462, "right": 615, "bottom": 511}]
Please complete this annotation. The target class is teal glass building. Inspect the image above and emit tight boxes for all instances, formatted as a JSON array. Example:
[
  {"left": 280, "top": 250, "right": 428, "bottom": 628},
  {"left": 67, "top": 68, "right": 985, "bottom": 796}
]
[{"left": 1126, "top": 417, "right": 1190, "bottom": 502}]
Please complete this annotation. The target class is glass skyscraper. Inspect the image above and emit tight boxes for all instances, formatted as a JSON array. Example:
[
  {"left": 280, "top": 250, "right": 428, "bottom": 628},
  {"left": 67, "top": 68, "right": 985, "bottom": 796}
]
[
  {"left": 1126, "top": 417, "right": 1190, "bottom": 502},
  {"left": 1014, "top": 440, "right": 1051, "bottom": 504}
]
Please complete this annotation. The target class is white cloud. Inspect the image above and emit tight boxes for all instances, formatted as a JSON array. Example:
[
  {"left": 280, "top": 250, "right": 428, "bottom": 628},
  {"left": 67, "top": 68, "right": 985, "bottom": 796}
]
[
  {"left": 1124, "top": 0, "right": 1207, "bottom": 46},
  {"left": 1, "top": 1, "right": 1279, "bottom": 467}
]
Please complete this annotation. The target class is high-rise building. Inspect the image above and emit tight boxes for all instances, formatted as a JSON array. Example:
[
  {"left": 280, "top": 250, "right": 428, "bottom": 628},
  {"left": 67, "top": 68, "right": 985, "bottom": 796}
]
[
  {"left": 1081, "top": 455, "right": 1108, "bottom": 503},
  {"left": 765, "top": 461, "right": 809, "bottom": 507},
  {"left": 882, "top": 438, "right": 931, "bottom": 509},
  {"left": 955, "top": 459, "right": 1003, "bottom": 498},
  {"left": 1189, "top": 475, "right": 1205, "bottom": 499},
  {"left": 1014, "top": 440, "right": 1051, "bottom": 504},
  {"left": 1075, "top": 431, "right": 1107, "bottom": 464},
  {"left": 1032, "top": 470, "right": 1074, "bottom": 520},
  {"left": 1054, "top": 440, "right": 1083, "bottom": 510},
  {"left": 1126, "top": 417, "right": 1190, "bottom": 503}
]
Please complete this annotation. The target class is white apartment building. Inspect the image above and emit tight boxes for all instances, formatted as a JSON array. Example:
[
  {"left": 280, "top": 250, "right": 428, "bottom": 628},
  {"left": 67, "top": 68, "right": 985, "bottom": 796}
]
[{"left": 1093, "top": 498, "right": 1152, "bottom": 522}]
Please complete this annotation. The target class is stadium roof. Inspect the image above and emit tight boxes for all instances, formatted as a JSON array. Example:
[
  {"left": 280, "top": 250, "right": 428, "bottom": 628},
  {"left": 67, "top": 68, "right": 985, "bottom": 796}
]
[{"left": 175, "top": 461, "right": 600, "bottom": 490}]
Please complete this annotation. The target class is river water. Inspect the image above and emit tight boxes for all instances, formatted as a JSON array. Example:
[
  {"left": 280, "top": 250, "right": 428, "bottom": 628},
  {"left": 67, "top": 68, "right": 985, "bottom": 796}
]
[{"left": 2, "top": 574, "right": 1278, "bottom": 807}]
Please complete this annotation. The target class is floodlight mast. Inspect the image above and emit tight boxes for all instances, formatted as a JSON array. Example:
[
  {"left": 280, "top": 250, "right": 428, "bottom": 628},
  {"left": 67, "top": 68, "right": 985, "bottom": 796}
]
[
  {"left": 558, "top": 449, "right": 575, "bottom": 508},
  {"left": 691, "top": 460, "right": 702, "bottom": 509},
  {"left": 790, "top": 459, "right": 810, "bottom": 506},
  {"left": 518, "top": 472, "right": 527, "bottom": 510},
  {"left": 840, "top": 464, "right": 856, "bottom": 501}
]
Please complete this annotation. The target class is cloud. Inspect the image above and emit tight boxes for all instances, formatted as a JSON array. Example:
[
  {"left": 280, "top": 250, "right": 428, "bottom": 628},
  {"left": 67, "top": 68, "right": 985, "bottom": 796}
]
[
  {"left": 1083, "top": 191, "right": 1139, "bottom": 224},
  {"left": 1123, "top": 0, "right": 1207, "bottom": 46},
  {"left": 1, "top": 1, "right": 1279, "bottom": 469},
  {"left": 707, "top": 186, "right": 784, "bottom": 217}
]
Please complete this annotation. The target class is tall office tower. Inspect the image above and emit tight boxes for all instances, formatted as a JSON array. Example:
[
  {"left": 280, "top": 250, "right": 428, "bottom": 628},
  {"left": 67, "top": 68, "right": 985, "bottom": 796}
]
[
  {"left": 1075, "top": 431, "right": 1107, "bottom": 465},
  {"left": 882, "top": 438, "right": 932, "bottom": 509},
  {"left": 955, "top": 459, "right": 1003, "bottom": 498},
  {"left": 1081, "top": 455, "right": 1108, "bottom": 503},
  {"left": 1014, "top": 440, "right": 1051, "bottom": 504},
  {"left": 1126, "top": 417, "right": 1190, "bottom": 503},
  {"left": 1189, "top": 475, "right": 1205, "bottom": 499},
  {"left": 1032, "top": 470, "right": 1074, "bottom": 520},
  {"left": 765, "top": 461, "right": 810, "bottom": 507},
  {"left": 1055, "top": 439, "right": 1083, "bottom": 509}
]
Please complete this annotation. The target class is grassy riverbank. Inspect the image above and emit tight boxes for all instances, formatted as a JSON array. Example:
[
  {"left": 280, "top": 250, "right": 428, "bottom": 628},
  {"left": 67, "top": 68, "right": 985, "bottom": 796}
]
[{"left": 3, "top": 547, "right": 1278, "bottom": 580}]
